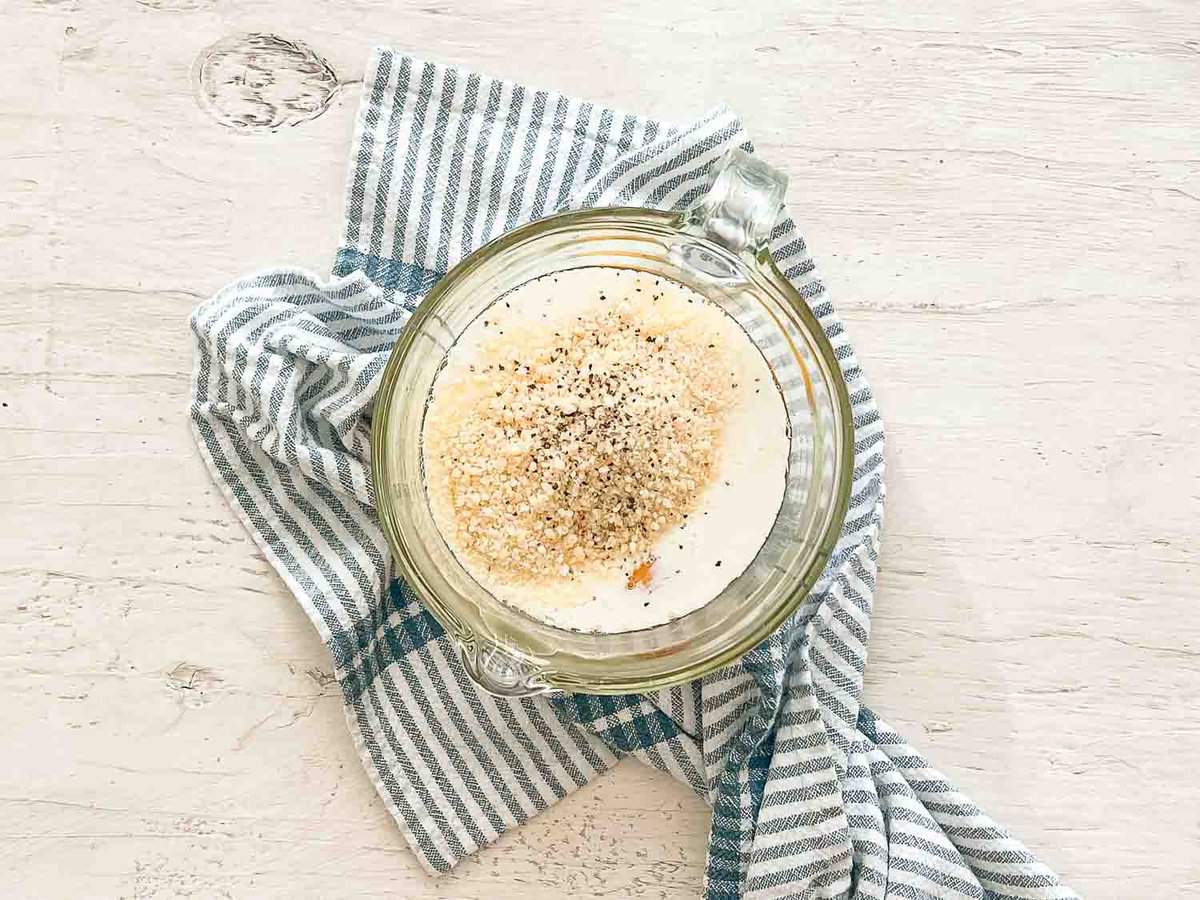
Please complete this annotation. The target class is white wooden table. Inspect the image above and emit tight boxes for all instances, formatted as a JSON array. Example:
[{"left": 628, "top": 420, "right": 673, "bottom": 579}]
[{"left": 3, "top": 2, "right": 1198, "bottom": 897}]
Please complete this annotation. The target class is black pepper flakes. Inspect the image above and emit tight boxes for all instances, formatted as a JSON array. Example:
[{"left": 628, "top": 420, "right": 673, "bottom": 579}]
[{"left": 428, "top": 271, "right": 759, "bottom": 589}]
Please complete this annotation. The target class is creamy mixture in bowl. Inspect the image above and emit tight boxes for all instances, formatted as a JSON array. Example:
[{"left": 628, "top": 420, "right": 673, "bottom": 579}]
[{"left": 422, "top": 266, "right": 789, "bottom": 633}]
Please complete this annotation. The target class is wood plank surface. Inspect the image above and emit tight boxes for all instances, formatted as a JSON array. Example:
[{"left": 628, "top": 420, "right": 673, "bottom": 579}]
[{"left": 1, "top": 1, "right": 1197, "bottom": 897}]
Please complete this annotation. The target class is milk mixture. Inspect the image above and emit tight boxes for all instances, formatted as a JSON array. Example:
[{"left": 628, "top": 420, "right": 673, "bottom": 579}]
[{"left": 422, "top": 267, "right": 789, "bottom": 632}]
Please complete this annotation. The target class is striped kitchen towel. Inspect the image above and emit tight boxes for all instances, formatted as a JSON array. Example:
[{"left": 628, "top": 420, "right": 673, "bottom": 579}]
[{"left": 189, "top": 48, "right": 1077, "bottom": 899}]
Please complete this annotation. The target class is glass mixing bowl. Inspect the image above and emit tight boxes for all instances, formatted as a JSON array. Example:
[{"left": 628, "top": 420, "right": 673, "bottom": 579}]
[{"left": 372, "top": 151, "right": 853, "bottom": 696}]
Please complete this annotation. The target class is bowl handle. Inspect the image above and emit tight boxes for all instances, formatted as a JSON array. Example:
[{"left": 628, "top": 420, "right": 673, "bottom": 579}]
[
  {"left": 678, "top": 148, "right": 788, "bottom": 261},
  {"left": 458, "top": 637, "right": 553, "bottom": 698}
]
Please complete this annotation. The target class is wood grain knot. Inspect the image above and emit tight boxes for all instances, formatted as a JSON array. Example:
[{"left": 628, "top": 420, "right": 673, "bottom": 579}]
[{"left": 194, "top": 33, "right": 341, "bottom": 131}]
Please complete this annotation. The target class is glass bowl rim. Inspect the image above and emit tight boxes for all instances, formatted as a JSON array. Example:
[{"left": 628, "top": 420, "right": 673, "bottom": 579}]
[{"left": 371, "top": 206, "right": 856, "bottom": 693}]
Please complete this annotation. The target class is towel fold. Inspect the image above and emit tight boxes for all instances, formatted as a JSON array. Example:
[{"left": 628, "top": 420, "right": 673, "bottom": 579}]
[{"left": 189, "top": 48, "right": 1076, "bottom": 900}]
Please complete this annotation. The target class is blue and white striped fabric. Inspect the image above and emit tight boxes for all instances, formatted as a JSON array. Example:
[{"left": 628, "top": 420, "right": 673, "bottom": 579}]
[{"left": 189, "top": 49, "right": 1076, "bottom": 899}]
